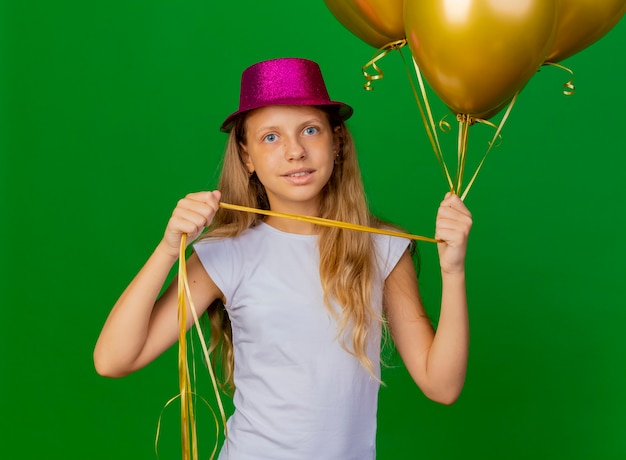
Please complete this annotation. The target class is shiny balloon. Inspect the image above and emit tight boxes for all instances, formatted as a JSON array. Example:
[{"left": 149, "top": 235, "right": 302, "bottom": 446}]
[
  {"left": 324, "top": 0, "right": 405, "bottom": 48},
  {"left": 547, "top": 0, "right": 626, "bottom": 62},
  {"left": 474, "top": 97, "right": 514, "bottom": 121},
  {"left": 405, "top": 0, "right": 558, "bottom": 117}
]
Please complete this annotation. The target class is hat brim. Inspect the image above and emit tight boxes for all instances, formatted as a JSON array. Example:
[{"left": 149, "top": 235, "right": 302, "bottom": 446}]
[{"left": 220, "top": 101, "right": 353, "bottom": 133}]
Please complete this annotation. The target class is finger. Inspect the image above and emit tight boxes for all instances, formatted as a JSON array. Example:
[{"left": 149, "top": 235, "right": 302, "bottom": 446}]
[
  {"left": 440, "top": 194, "right": 471, "bottom": 217},
  {"left": 177, "top": 193, "right": 220, "bottom": 216},
  {"left": 168, "top": 217, "right": 205, "bottom": 239},
  {"left": 436, "top": 215, "right": 472, "bottom": 235},
  {"left": 436, "top": 212, "right": 472, "bottom": 240},
  {"left": 210, "top": 190, "right": 222, "bottom": 203},
  {"left": 438, "top": 197, "right": 472, "bottom": 221},
  {"left": 175, "top": 192, "right": 218, "bottom": 218},
  {"left": 173, "top": 205, "right": 213, "bottom": 231},
  {"left": 185, "top": 190, "right": 220, "bottom": 203},
  {"left": 172, "top": 205, "right": 211, "bottom": 227},
  {"left": 437, "top": 206, "right": 472, "bottom": 226},
  {"left": 434, "top": 226, "right": 469, "bottom": 247},
  {"left": 194, "top": 190, "right": 221, "bottom": 210}
]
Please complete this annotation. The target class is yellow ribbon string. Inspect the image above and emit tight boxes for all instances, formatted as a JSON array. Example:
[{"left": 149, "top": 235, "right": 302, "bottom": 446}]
[
  {"left": 362, "top": 43, "right": 456, "bottom": 193},
  {"left": 176, "top": 235, "right": 228, "bottom": 460},
  {"left": 361, "top": 39, "right": 407, "bottom": 91},
  {"left": 362, "top": 42, "right": 453, "bottom": 191},
  {"left": 181, "top": 250, "right": 229, "bottom": 447},
  {"left": 471, "top": 118, "right": 501, "bottom": 142},
  {"left": 177, "top": 234, "right": 197, "bottom": 460},
  {"left": 408, "top": 56, "right": 455, "bottom": 192},
  {"left": 455, "top": 114, "right": 471, "bottom": 195},
  {"left": 177, "top": 233, "right": 229, "bottom": 460},
  {"left": 459, "top": 91, "right": 520, "bottom": 201},
  {"left": 219, "top": 202, "right": 440, "bottom": 243},
  {"left": 544, "top": 62, "right": 576, "bottom": 96},
  {"left": 155, "top": 393, "right": 220, "bottom": 460}
]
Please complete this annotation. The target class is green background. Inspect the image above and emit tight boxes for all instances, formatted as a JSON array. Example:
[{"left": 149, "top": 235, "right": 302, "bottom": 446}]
[{"left": 1, "top": 1, "right": 625, "bottom": 459}]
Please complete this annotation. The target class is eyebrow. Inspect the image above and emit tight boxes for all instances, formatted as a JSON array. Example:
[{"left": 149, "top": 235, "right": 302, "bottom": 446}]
[{"left": 254, "top": 117, "right": 326, "bottom": 134}]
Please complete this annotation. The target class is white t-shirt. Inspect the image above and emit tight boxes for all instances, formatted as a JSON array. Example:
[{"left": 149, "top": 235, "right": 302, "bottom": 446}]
[{"left": 194, "top": 222, "right": 409, "bottom": 459}]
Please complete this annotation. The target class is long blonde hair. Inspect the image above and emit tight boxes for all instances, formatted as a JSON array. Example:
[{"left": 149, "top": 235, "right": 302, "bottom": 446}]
[{"left": 201, "top": 106, "right": 381, "bottom": 393}]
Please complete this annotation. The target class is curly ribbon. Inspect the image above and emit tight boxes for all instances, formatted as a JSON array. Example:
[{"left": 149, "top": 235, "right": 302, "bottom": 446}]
[
  {"left": 459, "top": 91, "right": 520, "bottom": 201},
  {"left": 438, "top": 114, "right": 453, "bottom": 133},
  {"left": 155, "top": 393, "right": 220, "bottom": 460},
  {"left": 544, "top": 62, "right": 576, "bottom": 96},
  {"left": 362, "top": 39, "right": 406, "bottom": 91},
  {"left": 219, "top": 202, "right": 440, "bottom": 243},
  {"left": 173, "top": 233, "right": 229, "bottom": 460}
]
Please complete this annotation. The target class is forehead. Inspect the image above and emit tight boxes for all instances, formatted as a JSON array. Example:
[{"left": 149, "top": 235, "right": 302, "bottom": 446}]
[{"left": 245, "top": 105, "right": 329, "bottom": 129}]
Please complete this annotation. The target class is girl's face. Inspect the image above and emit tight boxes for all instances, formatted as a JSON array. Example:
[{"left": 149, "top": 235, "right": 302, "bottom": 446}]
[{"left": 240, "top": 105, "right": 339, "bottom": 215}]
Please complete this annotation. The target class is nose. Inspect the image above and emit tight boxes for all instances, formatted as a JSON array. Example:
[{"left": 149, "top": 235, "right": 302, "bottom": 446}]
[{"left": 284, "top": 135, "right": 306, "bottom": 161}]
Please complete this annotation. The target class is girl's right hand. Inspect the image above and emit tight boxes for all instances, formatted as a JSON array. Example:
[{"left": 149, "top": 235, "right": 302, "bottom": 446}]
[{"left": 161, "top": 190, "right": 221, "bottom": 258}]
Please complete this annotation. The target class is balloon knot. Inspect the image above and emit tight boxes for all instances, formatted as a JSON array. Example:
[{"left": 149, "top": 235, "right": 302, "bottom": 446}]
[{"left": 456, "top": 113, "right": 475, "bottom": 125}]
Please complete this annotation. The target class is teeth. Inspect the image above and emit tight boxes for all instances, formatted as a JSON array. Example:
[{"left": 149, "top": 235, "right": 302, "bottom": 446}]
[{"left": 289, "top": 172, "right": 309, "bottom": 177}]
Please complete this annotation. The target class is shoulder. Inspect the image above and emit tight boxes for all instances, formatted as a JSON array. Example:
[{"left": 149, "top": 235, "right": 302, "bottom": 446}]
[
  {"left": 193, "top": 225, "right": 261, "bottom": 268},
  {"left": 194, "top": 222, "right": 299, "bottom": 268},
  {"left": 195, "top": 223, "right": 263, "bottom": 249},
  {"left": 372, "top": 232, "right": 411, "bottom": 279},
  {"left": 192, "top": 226, "right": 265, "bottom": 302}
]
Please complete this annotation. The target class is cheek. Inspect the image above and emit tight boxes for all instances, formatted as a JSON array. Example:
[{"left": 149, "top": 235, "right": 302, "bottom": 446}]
[
  {"left": 310, "top": 137, "right": 335, "bottom": 159},
  {"left": 247, "top": 151, "right": 279, "bottom": 178},
  {"left": 253, "top": 152, "right": 277, "bottom": 170}
]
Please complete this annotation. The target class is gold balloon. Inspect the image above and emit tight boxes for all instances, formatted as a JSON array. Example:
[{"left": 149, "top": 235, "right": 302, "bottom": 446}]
[
  {"left": 474, "top": 97, "right": 514, "bottom": 121},
  {"left": 547, "top": 0, "right": 626, "bottom": 62},
  {"left": 324, "top": 0, "right": 405, "bottom": 48},
  {"left": 405, "top": 0, "right": 558, "bottom": 117}
]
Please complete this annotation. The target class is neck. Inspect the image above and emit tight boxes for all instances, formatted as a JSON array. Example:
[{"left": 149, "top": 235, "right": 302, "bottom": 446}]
[
  {"left": 264, "top": 216, "right": 318, "bottom": 235},
  {"left": 264, "top": 197, "right": 321, "bottom": 235}
]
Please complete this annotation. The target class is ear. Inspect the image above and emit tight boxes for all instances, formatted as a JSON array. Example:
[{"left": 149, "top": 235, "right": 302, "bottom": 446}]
[
  {"left": 239, "top": 142, "right": 255, "bottom": 174},
  {"left": 332, "top": 126, "right": 342, "bottom": 156}
]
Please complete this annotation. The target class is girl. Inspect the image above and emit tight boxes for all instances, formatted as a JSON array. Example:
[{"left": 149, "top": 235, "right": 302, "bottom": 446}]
[{"left": 94, "top": 57, "right": 472, "bottom": 459}]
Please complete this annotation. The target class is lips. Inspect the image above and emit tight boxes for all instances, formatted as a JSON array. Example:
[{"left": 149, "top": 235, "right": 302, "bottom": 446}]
[
  {"left": 282, "top": 168, "right": 315, "bottom": 177},
  {"left": 282, "top": 168, "right": 316, "bottom": 184}
]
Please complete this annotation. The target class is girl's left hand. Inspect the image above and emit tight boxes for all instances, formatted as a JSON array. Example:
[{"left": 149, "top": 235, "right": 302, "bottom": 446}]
[{"left": 435, "top": 192, "right": 473, "bottom": 274}]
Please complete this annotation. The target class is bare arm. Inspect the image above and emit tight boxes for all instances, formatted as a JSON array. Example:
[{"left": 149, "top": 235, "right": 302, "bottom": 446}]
[
  {"left": 384, "top": 193, "right": 471, "bottom": 405},
  {"left": 93, "top": 191, "right": 223, "bottom": 377}
]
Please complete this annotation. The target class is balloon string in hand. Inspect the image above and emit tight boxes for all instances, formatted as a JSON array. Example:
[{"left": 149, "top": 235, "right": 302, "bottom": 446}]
[{"left": 219, "top": 202, "right": 441, "bottom": 243}]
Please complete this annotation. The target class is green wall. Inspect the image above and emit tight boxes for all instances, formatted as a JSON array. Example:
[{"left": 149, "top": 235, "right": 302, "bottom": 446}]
[{"left": 1, "top": 1, "right": 625, "bottom": 459}]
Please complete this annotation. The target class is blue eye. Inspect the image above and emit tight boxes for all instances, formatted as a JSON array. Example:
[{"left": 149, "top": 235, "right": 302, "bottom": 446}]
[
  {"left": 304, "top": 126, "right": 319, "bottom": 135},
  {"left": 263, "top": 133, "right": 278, "bottom": 143}
]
